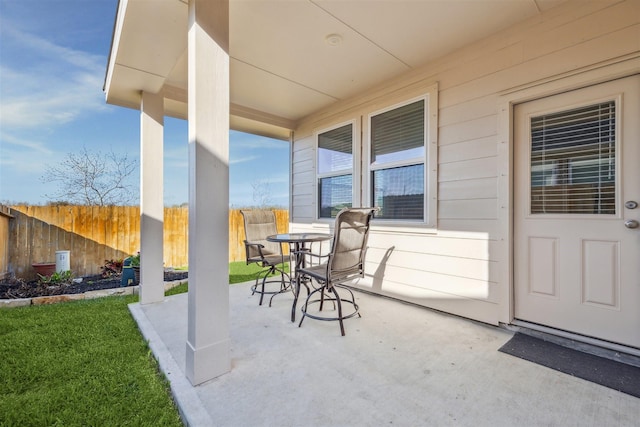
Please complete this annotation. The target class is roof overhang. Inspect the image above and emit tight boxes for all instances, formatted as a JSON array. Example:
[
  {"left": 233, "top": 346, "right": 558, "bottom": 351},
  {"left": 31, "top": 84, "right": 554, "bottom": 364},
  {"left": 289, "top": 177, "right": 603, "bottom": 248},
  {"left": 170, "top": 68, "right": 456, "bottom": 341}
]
[{"left": 104, "top": 0, "right": 567, "bottom": 140}]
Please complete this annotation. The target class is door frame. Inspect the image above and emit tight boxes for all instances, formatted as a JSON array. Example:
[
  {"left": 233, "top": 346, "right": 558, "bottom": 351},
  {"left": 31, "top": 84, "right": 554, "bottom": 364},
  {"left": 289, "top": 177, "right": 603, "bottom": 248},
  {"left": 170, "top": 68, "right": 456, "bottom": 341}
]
[{"left": 495, "top": 56, "right": 640, "bottom": 327}]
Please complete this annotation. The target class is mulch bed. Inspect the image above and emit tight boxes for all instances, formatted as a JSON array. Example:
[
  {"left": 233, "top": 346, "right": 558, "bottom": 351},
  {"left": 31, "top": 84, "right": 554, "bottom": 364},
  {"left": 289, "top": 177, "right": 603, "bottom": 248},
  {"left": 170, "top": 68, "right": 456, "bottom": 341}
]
[{"left": 0, "top": 271, "right": 188, "bottom": 300}]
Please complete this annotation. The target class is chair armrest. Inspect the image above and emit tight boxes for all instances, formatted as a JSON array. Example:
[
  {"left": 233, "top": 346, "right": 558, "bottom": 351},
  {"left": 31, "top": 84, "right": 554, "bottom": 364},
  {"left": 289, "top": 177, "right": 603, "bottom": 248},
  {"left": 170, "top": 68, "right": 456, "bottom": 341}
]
[{"left": 244, "top": 240, "right": 267, "bottom": 262}]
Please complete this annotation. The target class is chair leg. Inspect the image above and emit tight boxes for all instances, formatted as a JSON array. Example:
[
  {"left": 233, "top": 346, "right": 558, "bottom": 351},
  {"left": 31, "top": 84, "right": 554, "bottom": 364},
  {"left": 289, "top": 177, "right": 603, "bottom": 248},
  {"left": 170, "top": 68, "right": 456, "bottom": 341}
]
[
  {"left": 318, "top": 285, "right": 336, "bottom": 311},
  {"left": 259, "top": 271, "right": 267, "bottom": 306},
  {"left": 269, "top": 267, "right": 288, "bottom": 307},
  {"left": 298, "top": 283, "right": 357, "bottom": 336},
  {"left": 254, "top": 266, "right": 270, "bottom": 306},
  {"left": 298, "top": 294, "right": 308, "bottom": 328},
  {"left": 298, "top": 283, "right": 318, "bottom": 328},
  {"left": 333, "top": 288, "right": 346, "bottom": 336},
  {"left": 251, "top": 270, "right": 259, "bottom": 296},
  {"left": 260, "top": 265, "right": 278, "bottom": 306}
]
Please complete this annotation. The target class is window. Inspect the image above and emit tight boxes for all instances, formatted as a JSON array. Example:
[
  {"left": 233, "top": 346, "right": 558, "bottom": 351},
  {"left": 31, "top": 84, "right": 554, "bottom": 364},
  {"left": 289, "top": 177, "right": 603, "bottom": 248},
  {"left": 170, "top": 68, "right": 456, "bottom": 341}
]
[
  {"left": 530, "top": 101, "right": 616, "bottom": 215},
  {"left": 313, "top": 85, "right": 438, "bottom": 226},
  {"left": 317, "top": 123, "right": 354, "bottom": 218},
  {"left": 370, "top": 99, "right": 426, "bottom": 220}
]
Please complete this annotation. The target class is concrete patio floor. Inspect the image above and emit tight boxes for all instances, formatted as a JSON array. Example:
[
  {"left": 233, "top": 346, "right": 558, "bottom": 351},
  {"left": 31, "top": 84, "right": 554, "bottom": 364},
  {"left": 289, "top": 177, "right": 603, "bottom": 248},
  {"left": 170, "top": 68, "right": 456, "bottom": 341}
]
[{"left": 129, "top": 282, "right": 640, "bottom": 427}]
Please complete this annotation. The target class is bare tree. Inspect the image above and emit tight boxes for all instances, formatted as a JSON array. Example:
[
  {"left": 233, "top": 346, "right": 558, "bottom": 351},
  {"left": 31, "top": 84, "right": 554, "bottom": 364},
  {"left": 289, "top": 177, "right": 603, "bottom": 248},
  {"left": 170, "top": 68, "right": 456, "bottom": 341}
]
[
  {"left": 41, "top": 146, "right": 138, "bottom": 206},
  {"left": 251, "top": 179, "right": 273, "bottom": 208}
]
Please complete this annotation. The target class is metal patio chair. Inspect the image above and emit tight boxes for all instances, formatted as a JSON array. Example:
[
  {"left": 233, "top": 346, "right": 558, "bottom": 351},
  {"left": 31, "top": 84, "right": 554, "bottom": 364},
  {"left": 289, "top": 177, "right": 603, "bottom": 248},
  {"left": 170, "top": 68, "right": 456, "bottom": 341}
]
[
  {"left": 240, "top": 210, "right": 289, "bottom": 306},
  {"left": 296, "top": 207, "right": 378, "bottom": 336}
]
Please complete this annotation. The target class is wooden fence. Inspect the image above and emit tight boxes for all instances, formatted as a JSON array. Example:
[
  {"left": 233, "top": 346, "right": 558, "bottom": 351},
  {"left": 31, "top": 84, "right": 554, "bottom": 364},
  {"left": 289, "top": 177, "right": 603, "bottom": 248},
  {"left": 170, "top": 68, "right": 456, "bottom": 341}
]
[
  {"left": 7, "top": 205, "right": 288, "bottom": 279},
  {"left": 0, "top": 206, "right": 11, "bottom": 279}
]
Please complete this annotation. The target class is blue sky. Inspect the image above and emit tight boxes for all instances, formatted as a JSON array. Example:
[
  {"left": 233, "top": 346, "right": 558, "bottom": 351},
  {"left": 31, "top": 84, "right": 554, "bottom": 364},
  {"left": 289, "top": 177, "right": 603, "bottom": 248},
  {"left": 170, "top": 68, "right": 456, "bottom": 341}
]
[{"left": 0, "top": 0, "right": 290, "bottom": 207}]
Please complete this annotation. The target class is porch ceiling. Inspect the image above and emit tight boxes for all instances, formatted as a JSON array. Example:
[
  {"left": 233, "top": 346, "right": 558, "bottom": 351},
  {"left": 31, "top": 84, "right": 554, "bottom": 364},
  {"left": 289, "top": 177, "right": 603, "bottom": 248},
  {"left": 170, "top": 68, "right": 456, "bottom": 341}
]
[{"left": 104, "top": 0, "right": 566, "bottom": 140}]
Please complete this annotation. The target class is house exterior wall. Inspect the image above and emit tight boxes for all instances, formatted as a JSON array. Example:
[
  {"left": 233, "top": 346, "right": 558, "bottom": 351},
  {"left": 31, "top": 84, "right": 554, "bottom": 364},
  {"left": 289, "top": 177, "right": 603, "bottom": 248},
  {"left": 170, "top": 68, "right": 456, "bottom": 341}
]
[{"left": 290, "top": 0, "right": 640, "bottom": 325}]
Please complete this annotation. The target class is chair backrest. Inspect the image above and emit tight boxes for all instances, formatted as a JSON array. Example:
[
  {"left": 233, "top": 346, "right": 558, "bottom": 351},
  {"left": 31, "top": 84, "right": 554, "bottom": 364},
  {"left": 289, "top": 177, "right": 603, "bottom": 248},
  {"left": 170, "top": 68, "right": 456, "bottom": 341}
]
[
  {"left": 328, "top": 207, "right": 377, "bottom": 282},
  {"left": 240, "top": 210, "right": 281, "bottom": 259}
]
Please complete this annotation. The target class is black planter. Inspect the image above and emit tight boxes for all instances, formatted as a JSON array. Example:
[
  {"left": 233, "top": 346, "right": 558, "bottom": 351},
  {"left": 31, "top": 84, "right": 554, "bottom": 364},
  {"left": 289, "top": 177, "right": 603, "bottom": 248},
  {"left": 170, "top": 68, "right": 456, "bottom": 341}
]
[{"left": 132, "top": 266, "right": 140, "bottom": 284}]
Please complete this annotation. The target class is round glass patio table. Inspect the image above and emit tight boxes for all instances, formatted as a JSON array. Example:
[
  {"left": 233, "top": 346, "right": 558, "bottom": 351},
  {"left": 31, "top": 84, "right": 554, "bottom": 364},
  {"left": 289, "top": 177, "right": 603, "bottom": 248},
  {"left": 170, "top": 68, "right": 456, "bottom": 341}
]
[{"left": 267, "top": 233, "right": 332, "bottom": 322}]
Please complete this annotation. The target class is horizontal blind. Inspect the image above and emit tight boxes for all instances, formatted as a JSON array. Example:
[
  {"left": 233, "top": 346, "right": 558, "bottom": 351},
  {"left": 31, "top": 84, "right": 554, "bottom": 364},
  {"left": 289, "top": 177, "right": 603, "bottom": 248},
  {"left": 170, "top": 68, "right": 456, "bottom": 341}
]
[
  {"left": 530, "top": 101, "right": 616, "bottom": 214},
  {"left": 318, "top": 124, "right": 352, "bottom": 174},
  {"left": 371, "top": 100, "right": 424, "bottom": 161},
  {"left": 318, "top": 123, "right": 353, "bottom": 218}
]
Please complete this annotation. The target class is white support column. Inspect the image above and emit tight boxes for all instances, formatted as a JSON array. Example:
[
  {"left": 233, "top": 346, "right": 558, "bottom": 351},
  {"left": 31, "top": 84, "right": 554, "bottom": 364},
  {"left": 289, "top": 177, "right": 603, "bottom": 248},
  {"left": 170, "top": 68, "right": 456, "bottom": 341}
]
[
  {"left": 186, "top": 0, "right": 231, "bottom": 385},
  {"left": 140, "top": 90, "right": 165, "bottom": 304}
]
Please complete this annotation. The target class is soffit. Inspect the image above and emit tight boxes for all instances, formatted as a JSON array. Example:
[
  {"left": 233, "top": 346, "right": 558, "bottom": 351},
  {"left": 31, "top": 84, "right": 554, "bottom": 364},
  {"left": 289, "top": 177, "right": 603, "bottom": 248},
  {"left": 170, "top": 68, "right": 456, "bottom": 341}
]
[{"left": 105, "top": 0, "right": 567, "bottom": 139}]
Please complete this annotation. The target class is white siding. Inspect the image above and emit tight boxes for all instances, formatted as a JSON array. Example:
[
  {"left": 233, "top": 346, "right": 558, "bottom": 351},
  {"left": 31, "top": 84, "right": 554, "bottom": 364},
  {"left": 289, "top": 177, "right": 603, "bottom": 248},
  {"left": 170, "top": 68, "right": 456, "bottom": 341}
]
[
  {"left": 291, "top": 0, "right": 640, "bottom": 325},
  {"left": 291, "top": 135, "right": 315, "bottom": 221}
]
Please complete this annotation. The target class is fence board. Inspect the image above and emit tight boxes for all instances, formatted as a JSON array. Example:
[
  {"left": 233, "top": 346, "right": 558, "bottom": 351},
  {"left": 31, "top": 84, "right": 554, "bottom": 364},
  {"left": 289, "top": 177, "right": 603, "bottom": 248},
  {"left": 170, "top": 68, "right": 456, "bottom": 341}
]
[
  {"left": 6, "top": 206, "right": 288, "bottom": 279},
  {"left": 0, "top": 206, "right": 11, "bottom": 277}
]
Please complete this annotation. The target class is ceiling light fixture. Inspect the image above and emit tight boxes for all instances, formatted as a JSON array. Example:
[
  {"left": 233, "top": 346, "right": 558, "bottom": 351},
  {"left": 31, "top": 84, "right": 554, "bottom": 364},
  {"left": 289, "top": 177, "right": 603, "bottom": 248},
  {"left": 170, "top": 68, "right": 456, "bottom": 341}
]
[{"left": 325, "top": 34, "right": 342, "bottom": 46}]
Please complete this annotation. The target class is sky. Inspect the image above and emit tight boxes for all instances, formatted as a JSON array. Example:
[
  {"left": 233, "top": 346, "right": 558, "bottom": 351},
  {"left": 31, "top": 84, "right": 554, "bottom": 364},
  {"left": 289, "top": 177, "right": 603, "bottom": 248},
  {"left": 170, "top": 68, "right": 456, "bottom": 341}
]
[{"left": 0, "top": 0, "right": 290, "bottom": 208}]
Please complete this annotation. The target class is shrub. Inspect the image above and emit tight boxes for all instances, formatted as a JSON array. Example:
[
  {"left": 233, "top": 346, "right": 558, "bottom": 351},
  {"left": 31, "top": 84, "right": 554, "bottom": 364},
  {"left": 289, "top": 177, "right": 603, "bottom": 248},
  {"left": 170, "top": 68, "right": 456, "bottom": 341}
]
[
  {"left": 37, "top": 270, "right": 74, "bottom": 285},
  {"left": 101, "top": 259, "right": 124, "bottom": 277}
]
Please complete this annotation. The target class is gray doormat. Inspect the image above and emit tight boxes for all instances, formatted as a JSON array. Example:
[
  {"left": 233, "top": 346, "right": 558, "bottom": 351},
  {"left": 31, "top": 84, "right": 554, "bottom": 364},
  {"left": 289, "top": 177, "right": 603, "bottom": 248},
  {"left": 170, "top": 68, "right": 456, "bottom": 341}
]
[{"left": 499, "top": 333, "right": 640, "bottom": 398}]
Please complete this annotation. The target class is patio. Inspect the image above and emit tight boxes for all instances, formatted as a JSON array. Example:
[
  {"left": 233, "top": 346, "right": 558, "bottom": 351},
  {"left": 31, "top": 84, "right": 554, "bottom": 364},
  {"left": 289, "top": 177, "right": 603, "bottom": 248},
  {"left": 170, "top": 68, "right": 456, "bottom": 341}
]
[{"left": 130, "top": 282, "right": 639, "bottom": 427}]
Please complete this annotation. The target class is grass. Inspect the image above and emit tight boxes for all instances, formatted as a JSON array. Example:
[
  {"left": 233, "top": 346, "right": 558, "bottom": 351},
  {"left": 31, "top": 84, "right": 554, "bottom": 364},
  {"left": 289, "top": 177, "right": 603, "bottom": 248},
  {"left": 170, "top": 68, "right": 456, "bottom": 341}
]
[
  {"left": 0, "top": 261, "right": 288, "bottom": 426},
  {"left": 166, "top": 261, "right": 289, "bottom": 296},
  {"left": 0, "top": 295, "right": 183, "bottom": 426},
  {"left": 229, "top": 260, "right": 288, "bottom": 284}
]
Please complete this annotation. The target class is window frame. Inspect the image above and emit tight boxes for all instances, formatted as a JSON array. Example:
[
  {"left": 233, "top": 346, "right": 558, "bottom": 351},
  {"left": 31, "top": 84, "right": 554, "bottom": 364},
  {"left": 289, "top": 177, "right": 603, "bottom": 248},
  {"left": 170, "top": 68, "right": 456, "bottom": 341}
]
[
  {"left": 315, "top": 119, "right": 360, "bottom": 220},
  {"left": 363, "top": 93, "right": 437, "bottom": 227}
]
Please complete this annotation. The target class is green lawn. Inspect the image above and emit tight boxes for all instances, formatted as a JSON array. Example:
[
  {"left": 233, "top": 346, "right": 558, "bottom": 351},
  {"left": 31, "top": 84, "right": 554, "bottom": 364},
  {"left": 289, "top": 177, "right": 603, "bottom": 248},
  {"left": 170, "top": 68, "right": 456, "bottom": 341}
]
[
  {"left": 0, "top": 295, "right": 183, "bottom": 426},
  {"left": 229, "top": 260, "right": 288, "bottom": 284},
  {"left": 166, "top": 261, "right": 288, "bottom": 296},
  {"left": 0, "top": 261, "right": 286, "bottom": 426}
]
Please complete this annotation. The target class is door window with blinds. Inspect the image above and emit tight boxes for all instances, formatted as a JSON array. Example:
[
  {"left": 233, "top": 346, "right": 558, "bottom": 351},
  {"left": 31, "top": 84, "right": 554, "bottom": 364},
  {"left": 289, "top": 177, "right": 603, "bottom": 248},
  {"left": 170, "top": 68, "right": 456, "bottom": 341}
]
[
  {"left": 317, "top": 122, "right": 354, "bottom": 218},
  {"left": 530, "top": 101, "right": 617, "bottom": 215},
  {"left": 370, "top": 98, "right": 426, "bottom": 220}
]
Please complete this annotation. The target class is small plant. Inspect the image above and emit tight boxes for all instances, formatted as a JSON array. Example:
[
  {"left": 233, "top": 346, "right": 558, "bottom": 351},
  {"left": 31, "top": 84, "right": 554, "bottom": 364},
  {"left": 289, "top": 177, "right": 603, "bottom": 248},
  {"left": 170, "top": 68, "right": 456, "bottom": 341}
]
[
  {"left": 37, "top": 270, "right": 74, "bottom": 285},
  {"left": 130, "top": 252, "right": 141, "bottom": 267},
  {"left": 101, "top": 258, "right": 124, "bottom": 277}
]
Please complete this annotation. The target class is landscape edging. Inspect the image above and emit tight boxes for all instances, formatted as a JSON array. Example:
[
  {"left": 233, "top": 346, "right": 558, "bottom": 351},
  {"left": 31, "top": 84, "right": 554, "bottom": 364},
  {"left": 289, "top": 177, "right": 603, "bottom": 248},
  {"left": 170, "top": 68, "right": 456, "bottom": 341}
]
[{"left": 0, "top": 280, "right": 187, "bottom": 309}]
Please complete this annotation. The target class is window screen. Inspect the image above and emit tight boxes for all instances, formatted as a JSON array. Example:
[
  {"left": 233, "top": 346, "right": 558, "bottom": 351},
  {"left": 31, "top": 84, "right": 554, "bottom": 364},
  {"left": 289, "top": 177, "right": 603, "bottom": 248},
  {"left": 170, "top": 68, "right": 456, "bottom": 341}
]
[
  {"left": 530, "top": 101, "right": 616, "bottom": 214},
  {"left": 318, "top": 174, "right": 352, "bottom": 218},
  {"left": 318, "top": 124, "right": 353, "bottom": 218},
  {"left": 372, "top": 164, "right": 424, "bottom": 220}
]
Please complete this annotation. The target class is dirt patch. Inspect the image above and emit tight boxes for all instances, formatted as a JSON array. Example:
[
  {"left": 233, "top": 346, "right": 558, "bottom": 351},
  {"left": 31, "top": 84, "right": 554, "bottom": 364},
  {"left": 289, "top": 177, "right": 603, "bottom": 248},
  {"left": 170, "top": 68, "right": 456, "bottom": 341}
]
[{"left": 0, "top": 271, "right": 188, "bottom": 300}]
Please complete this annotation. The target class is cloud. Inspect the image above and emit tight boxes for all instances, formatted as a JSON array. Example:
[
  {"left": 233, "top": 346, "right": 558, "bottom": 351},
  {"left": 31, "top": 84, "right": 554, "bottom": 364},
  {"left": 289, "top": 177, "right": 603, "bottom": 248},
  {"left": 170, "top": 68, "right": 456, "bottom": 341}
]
[
  {"left": 164, "top": 145, "right": 189, "bottom": 169},
  {"left": 266, "top": 173, "right": 290, "bottom": 184},
  {"left": 0, "top": 132, "right": 54, "bottom": 156},
  {"left": 230, "top": 155, "right": 259, "bottom": 165},
  {"left": 0, "top": 24, "right": 108, "bottom": 130}
]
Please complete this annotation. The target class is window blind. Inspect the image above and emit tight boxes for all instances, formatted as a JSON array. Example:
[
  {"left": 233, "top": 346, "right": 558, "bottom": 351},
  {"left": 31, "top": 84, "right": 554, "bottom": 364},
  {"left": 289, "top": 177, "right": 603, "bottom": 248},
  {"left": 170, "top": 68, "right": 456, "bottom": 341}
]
[
  {"left": 371, "top": 100, "right": 424, "bottom": 163},
  {"left": 318, "top": 124, "right": 353, "bottom": 218},
  {"left": 318, "top": 124, "right": 352, "bottom": 174},
  {"left": 530, "top": 101, "right": 616, "bottom": 214}
]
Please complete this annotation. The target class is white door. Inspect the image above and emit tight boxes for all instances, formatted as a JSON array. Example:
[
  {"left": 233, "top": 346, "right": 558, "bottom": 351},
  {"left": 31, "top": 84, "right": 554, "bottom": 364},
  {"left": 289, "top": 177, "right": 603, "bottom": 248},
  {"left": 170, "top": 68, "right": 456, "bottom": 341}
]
[{"left": 514, "top": 75, "right": 640, "bottom": 349}]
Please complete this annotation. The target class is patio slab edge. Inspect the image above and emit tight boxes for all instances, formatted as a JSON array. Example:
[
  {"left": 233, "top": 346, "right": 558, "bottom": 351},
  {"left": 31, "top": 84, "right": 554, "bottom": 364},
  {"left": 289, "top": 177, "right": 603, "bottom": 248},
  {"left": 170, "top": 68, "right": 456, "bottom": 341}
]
[{"left": 128, "top": 298, "right": 213, "bottom": 427}]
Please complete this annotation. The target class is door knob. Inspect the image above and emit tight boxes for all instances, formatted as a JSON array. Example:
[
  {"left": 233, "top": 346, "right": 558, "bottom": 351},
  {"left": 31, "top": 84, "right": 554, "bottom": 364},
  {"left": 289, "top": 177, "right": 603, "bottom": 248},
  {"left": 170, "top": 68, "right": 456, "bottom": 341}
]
[{"left": 624, "top": 219, "right": 639, "bottom": 229}]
